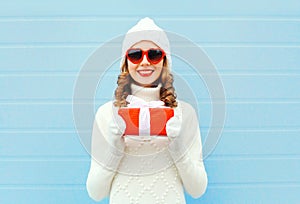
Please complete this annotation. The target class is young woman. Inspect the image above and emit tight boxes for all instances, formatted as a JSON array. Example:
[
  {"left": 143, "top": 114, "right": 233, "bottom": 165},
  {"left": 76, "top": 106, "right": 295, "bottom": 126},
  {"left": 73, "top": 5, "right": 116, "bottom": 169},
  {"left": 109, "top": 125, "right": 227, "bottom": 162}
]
[{"left": 86, "top": 17, "right": 208, "bottom": 204}]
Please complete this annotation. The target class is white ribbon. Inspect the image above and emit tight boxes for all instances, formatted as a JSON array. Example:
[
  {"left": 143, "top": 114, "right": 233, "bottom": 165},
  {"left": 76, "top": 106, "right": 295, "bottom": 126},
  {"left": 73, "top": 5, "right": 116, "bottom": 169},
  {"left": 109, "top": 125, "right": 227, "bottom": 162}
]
[{"left": 126, "top": 95, "right": 165, "bottom": 136}]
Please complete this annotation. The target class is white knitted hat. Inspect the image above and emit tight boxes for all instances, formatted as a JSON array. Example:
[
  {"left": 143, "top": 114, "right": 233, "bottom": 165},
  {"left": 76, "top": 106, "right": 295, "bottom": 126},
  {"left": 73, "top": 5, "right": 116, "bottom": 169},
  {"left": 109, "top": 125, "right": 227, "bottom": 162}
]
[{"left": 120, "top": 17, "right": 172, "bottom": 70}]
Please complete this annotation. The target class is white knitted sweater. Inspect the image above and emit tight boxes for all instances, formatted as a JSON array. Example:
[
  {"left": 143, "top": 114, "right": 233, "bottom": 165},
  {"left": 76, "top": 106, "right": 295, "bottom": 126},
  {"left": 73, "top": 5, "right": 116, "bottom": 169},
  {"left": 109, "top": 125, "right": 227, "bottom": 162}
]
[{"left": 86, "top": 84, "right": 208, "bottom": 204}]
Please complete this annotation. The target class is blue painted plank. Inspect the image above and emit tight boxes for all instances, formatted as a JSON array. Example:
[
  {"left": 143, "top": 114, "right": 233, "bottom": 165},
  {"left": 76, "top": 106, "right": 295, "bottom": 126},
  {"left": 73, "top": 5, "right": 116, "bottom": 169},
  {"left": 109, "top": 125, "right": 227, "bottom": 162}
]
[
  {"left": 1, "top": 130, "right": 300, "bottom": 157},
  {"left": 0, "top": 104, "right": 78, "bottom": 130},
  {"left": 203, "top": 47, "right": 300, "bottom": 72},
  {"left": 176, "top": 74, "right": 300, "bottom": 101},
  {"left": 206, "top": 157, "right": 300, "bottom": 183},
  {"left": 0, "top": 75, "right": 76, "bottom": 101},
  {"left": 0, "top": 20, "right": 299, "bottom": 43},
  {"left": 196, "top": 185, "right": 300, "bottom": 204},
  {"left": 0, "top": 160, "right": 88, "bottom": 185},
  {"left": 210, "top": 130, "right": 300, "bottom": 156},
  {"left": 0, "top": 185, "right": 299, "bottom": 204},
  {"left": 1, "top": 158, "right": 299, "bottom": 184},
  {"left": 1, "top": 103, "right": 299, "bottom": 129},
  {"left": 0, "top": 132, "right": 87, "bottom": 157},
  {"left": 1, "top": 74, "right": 299, "bottom": 101},
  {"left": 0, "top": 187, "right": 103, "bottom": 204},
  {"left": 1, "top": 0, "right": 299, "bottom": 16},
  {"left": 1, "top": 47, "right": 299, "bottom": 72},
  {"left": 222, "top": 103, "right": 300, "bottom": 129},
  {"left": 0, "top": 47, "right": 94, "bottom": 72}
]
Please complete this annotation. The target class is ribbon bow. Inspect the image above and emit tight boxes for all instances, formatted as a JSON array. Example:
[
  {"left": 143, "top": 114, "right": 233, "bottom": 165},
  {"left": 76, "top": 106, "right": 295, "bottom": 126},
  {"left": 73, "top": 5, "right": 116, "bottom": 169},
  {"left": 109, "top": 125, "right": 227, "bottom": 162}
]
[{"left": 126, "top": 95, "right": 165, "bottom": 136}]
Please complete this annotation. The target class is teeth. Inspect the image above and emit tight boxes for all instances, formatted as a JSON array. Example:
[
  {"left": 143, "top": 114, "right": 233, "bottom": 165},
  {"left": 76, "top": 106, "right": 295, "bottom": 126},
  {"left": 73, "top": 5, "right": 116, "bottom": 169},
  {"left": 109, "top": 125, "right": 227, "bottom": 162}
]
[{"left": 138, "top": 70, "right": 153, "bottom": 74}]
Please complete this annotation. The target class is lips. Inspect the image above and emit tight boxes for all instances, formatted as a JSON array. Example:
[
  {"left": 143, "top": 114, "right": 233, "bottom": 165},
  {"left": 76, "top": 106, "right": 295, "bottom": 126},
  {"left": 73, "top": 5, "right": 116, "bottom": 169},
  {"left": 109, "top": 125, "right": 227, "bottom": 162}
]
[{"left": 137, "top": 69, "right": 154, "bottom": 77}]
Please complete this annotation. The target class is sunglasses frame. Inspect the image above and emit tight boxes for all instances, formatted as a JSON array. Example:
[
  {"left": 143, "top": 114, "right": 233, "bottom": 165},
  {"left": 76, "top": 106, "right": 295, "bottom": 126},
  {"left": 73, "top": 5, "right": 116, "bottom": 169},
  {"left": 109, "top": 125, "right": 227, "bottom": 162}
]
[{"left": 126, "top": 48, "right": 166, "bottom": 64}]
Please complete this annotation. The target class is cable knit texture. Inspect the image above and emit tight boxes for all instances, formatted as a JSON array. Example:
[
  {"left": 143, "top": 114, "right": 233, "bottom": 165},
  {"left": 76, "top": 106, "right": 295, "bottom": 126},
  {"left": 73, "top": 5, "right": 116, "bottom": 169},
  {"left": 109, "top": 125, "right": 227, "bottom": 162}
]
[{"left": 86, "top": 83, "right": 208, "bottom": 204}]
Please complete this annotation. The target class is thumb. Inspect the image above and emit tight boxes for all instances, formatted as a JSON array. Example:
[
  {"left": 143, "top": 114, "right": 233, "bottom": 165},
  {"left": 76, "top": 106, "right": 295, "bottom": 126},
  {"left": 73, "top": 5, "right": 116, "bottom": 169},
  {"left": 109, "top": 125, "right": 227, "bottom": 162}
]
[{"left": 110, "top": 115, "right": 126, "bottom": 135}]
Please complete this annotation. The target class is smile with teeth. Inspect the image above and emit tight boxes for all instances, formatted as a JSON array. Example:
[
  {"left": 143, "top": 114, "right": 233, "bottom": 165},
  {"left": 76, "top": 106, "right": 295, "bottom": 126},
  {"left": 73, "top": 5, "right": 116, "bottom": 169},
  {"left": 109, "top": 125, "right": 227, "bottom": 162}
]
[{"left": 137, "top": 69, "right": 154, "bottom": 77}]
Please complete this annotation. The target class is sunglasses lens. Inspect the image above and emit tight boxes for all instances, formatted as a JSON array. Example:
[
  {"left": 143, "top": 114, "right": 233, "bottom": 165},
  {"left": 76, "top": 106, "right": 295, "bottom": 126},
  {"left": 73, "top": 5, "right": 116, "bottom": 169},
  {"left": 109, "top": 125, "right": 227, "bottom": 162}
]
[
  {"left": 148, "top": 49, "right": 164, "bottom": 63},
  {"left": 127, "top": 49, "right": 142, "bottom": 63}
]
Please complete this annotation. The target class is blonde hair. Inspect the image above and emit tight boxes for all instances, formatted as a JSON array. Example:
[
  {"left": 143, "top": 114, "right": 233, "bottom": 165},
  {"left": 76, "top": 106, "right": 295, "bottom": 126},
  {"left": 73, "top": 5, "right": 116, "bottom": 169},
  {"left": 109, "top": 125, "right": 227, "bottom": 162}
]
[{"left": 114, "top": 57, "right": 177, "bottom": 108}]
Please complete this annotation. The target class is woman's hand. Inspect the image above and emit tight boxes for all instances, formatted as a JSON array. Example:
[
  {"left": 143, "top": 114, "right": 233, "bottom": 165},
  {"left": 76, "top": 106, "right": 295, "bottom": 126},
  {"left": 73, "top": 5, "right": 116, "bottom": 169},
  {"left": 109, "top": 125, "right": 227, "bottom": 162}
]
[
  {"left": 166, "top": 104, "right": 185, "bottom": 160},
  {"left": 166, "top": 114, "right": 181, "bottom": 139},
  {"left": 107, "top": 113, "right": 126, "bottom": 154}
]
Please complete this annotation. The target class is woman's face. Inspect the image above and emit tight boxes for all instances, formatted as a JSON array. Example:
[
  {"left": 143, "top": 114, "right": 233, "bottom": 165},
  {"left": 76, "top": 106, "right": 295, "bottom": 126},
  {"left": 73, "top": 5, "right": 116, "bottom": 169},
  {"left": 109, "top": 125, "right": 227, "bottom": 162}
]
[{"left": 127, "top": 40, "right": 164, "bottom": 87}]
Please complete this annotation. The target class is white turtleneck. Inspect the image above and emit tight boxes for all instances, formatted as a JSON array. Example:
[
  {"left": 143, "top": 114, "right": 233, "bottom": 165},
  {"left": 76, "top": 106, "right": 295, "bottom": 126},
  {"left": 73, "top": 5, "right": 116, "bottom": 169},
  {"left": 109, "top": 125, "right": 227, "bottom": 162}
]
[
  {"left": 86, "top": 83, "right": 208, "bottom": 204},
  {"left": 130, "top": 82, "right": 162, "bottom": 102}
]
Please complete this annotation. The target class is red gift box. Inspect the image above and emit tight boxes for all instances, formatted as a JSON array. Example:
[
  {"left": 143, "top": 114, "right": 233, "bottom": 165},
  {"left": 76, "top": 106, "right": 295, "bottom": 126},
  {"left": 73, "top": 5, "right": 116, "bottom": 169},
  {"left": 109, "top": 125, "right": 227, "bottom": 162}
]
[{"left": 118, "top": 108, "right": 174, "bottom": 136}]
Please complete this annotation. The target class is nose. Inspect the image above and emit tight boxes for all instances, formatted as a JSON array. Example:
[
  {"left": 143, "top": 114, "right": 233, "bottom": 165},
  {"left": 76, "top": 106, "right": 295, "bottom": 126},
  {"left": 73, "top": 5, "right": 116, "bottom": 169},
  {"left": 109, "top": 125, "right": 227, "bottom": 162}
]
[{"left": 140, "top": 54, "right": 150, "bottom": 66}]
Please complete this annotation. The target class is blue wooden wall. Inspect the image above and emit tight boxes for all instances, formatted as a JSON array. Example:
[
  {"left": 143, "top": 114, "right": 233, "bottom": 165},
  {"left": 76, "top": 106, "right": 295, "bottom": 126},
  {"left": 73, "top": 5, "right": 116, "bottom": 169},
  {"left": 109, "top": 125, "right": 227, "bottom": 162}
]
[{"left": 1, "top": 1, "right": 300, "bottom": 203}]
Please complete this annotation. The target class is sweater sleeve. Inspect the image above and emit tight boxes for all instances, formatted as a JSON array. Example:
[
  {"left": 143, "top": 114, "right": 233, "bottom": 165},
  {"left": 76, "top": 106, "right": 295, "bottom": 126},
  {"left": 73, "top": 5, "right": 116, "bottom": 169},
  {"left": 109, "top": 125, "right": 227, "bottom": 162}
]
[
  {"left": 86, "top": 102, "right": 124, "bottom": 201},
  {"left": 86, "top": 158, "right": 116, "bottom": 201},
  {"left": 172, "top": 102, "right": 208, "bottom": 198}
]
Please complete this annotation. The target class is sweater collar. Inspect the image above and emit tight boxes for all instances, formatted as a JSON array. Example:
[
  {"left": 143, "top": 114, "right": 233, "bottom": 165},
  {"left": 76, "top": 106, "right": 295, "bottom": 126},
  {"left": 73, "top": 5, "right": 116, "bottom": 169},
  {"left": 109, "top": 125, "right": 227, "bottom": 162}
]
[{"left": 130, "top": 83, "right": 162, "bottom": 102}]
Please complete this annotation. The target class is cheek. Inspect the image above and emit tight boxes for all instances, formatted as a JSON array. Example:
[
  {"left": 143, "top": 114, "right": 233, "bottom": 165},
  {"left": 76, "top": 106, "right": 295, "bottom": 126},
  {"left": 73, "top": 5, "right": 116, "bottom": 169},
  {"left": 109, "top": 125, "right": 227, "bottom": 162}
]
[
  {"left": 155, "top": 59, "right": 164, "bottom": 68},
  {"left": 127, "top": 60, "right": 138, "bottom": 73},
  {"left": 154, "top": 62, "right": 164, "bottom": 73}
]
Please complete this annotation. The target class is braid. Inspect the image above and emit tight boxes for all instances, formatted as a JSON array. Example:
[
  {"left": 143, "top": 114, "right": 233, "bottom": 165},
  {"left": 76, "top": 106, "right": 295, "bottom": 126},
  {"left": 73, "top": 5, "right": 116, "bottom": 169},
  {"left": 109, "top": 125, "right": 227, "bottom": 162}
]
[
  {"left": 113, "top": 62, "right": 131, "bottom": 107},
  {"left": 160, "top": 60, "right": 177, "bottom": 107}
]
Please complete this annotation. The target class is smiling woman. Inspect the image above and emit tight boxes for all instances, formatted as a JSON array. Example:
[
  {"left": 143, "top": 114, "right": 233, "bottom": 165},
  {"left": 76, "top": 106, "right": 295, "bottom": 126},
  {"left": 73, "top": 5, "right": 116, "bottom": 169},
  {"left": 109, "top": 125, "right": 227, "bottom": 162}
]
[
  {"left": 86, "top": 17, "right": 208, "bottom": 204},
  {"left": 116, "top": 40, "right": 177, "bottom": 107}
]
